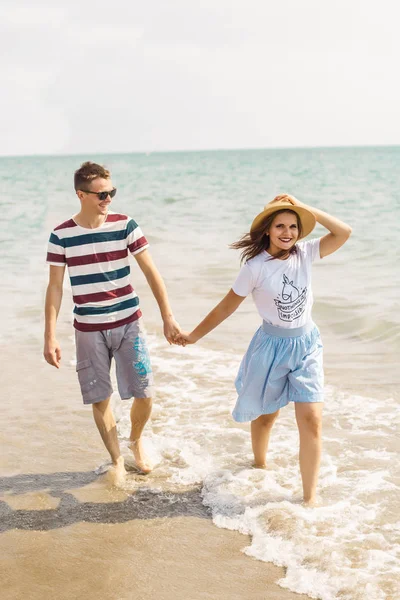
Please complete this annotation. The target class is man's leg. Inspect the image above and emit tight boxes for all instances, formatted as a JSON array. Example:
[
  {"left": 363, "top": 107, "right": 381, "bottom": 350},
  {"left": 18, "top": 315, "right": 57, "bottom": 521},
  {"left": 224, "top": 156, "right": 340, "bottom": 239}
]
[
  {"left": 92, "top": 397, "right": 120, "bottom": 463},
  {"left": 129, "top": 397, "right": 153, "bottom": 473},
  {"left": 113, "top": 320, "right": 154, "bottom": 473},
  {"left": 92, "top": 397, "right": 126, "bottom": 480}
]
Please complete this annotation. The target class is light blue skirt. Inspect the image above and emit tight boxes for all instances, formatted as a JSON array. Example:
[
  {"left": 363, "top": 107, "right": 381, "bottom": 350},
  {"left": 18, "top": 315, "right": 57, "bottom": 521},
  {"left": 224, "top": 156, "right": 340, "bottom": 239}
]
[{"left": 232, "top": 321, "right": 324, "bottom": 423}]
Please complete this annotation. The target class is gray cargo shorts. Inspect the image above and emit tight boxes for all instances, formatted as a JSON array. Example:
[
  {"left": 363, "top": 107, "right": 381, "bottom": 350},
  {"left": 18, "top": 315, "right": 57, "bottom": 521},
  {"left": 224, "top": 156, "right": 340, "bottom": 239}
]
[{"left": 75, "top": 318, "right": 154, "bottom": 404}]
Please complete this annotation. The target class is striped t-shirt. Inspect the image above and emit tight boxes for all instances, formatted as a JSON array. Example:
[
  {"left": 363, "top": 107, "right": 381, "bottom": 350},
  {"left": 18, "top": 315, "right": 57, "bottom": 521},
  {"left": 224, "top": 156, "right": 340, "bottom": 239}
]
[{"left": 46, "top": 212, "right": 148, "bottom": 332}]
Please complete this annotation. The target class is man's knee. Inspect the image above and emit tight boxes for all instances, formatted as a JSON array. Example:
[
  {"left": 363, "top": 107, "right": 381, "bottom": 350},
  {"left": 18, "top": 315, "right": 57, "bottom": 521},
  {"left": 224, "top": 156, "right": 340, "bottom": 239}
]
[
  {"left": 92, "top": 397, "right": 112, "bottom": 414},
  {"left": 130, "top": 397, "right": 152, "bottom": 424},
  {"left": 132, "top": 396, "right": 152, "bottom": 408}
]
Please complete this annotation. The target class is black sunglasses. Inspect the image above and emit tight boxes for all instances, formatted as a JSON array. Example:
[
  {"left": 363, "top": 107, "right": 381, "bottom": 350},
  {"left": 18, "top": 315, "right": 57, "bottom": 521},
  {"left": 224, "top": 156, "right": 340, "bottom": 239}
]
[{"left": 81, "top": 188, "right": 117, "bottom": 201}]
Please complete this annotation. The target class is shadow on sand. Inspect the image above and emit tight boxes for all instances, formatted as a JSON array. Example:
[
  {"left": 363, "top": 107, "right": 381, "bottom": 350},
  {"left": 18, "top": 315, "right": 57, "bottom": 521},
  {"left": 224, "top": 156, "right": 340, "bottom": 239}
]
[{"left": 0, "top": 470, "right": 210, "bottom": 532}]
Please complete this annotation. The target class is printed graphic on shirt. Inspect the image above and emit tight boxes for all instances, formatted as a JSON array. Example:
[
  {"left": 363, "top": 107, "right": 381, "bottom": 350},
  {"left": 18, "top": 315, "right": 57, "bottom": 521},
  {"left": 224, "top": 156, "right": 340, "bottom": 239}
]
[
  {"left": 274, "top": 274, "right": 307, "bottom": 322},
  {"left": 133, "top": 335, "right": 152, "bottom": 377}
]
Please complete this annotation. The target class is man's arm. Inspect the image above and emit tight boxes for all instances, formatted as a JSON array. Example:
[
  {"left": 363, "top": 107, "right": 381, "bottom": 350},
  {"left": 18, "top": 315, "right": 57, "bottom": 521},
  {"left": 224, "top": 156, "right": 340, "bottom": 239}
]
[
  {"left": 134, "top": 249, "right": 180, "bottom": 344},
  {"left": 43, "top": 265, "right": 66, "bottom": 368}
]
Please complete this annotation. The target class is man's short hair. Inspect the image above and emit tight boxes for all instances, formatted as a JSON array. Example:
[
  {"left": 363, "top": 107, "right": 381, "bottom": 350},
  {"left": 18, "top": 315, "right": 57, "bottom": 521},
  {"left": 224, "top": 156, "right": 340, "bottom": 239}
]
[{"left": 74, "top": 161, "right": 110, "bottom": 191}]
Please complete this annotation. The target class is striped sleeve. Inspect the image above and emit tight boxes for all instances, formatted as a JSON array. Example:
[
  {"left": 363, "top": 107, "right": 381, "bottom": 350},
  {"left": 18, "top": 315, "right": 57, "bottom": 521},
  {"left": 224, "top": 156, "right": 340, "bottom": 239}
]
[
  {"left": 126, "top": 218, "right": 149, "bottom": 255},
  {"left": 46, "top": 231, "right": 66, "bottom": 266}
]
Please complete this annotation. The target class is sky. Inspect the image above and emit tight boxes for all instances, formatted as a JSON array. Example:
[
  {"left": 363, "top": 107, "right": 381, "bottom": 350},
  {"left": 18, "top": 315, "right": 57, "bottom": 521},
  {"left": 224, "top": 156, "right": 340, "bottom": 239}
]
[{"left": 1, "top": 0, "right": 399, "bottom": 156}]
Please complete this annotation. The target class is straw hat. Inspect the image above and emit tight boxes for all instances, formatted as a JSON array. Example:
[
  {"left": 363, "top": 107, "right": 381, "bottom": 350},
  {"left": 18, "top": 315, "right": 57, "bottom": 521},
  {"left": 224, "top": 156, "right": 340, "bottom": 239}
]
[{"left": 250, "top": 196, "right": 316, "bottom": 239}]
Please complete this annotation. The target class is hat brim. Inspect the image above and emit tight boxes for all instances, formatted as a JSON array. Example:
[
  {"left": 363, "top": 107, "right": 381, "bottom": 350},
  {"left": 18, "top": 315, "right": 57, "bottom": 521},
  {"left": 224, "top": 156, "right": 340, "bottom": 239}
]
[{"left": 250, "top": 204, "right": 316, "bottom": 240}]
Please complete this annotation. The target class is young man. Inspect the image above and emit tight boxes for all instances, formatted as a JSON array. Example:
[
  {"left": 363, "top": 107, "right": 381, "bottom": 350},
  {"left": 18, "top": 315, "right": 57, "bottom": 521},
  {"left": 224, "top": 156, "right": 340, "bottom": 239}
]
[{"left": 44, "top": 161, "right": 180, "bottom": 482}]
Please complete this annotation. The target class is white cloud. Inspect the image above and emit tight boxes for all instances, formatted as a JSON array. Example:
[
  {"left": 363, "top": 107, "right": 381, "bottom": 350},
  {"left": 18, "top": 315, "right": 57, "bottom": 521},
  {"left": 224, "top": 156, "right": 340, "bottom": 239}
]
[
  {"left": 0, "top": 4, "right": 66, "bottom": 27},
  {"left": 0, "top": 0, "right": 399, "bottom": 155}
]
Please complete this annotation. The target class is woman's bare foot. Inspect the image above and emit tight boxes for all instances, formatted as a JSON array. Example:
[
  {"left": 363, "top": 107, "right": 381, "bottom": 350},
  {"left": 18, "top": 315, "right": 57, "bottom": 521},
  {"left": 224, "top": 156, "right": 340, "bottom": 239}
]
[
  {"left": 129, "top": 439, "right": 153, "bottom": 474},
  {"left": 252, "top": 462, "right": 267, "bottom": 469},
  {"left": 303, "top": 497, "right": 317, "bottom": 507}
]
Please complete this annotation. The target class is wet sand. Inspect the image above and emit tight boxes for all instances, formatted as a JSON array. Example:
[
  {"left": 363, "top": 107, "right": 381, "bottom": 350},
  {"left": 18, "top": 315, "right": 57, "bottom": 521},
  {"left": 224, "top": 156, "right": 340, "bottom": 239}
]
[
  {"left": 1, "top": 344, "right": 311, "bottom": 600},
  {"left": 1, "top": 517, "right": 310, "bottom": 600}
]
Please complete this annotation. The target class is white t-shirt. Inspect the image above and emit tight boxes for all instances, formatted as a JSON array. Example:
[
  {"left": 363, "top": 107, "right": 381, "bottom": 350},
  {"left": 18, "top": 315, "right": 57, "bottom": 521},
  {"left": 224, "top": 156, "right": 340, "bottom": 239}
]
[{"left": 232, "top": 238, "right": 322, "bottom": 328}]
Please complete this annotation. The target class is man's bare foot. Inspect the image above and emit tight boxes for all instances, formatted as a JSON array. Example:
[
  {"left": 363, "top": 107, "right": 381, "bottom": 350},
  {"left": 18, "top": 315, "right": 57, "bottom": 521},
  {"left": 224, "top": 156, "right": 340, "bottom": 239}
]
[
  {"left": 129, "top": 438, "right": 153, "bottom": 474},
  {"left": 108, "top": 456, "right": 127, "bottom": 487}
]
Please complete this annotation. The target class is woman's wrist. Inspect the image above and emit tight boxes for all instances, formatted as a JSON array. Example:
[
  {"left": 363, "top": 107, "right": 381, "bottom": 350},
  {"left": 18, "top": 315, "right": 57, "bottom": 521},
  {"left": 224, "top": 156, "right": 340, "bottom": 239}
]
[{"left": 189, "top": 330, "right": 202, "bottom": 343}]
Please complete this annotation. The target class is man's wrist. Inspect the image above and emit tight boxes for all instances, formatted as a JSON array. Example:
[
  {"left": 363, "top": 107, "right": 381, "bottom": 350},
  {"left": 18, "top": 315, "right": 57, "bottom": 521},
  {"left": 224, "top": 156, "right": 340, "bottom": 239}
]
[{"left": 162, "top": 312, "right": 174, "bottom": 322}]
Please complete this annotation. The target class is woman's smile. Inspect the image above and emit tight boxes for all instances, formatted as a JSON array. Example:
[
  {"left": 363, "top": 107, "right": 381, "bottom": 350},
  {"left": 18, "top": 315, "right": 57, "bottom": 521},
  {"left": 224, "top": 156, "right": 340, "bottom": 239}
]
[{"left": 267, "top": 212, "right": 299, "bottom": 255}]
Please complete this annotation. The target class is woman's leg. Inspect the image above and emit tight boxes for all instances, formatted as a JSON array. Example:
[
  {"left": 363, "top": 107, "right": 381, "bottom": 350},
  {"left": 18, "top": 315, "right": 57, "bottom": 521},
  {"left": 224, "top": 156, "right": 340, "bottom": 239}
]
[
  {"left": 295, "top": 402, "right": 323, "bottom": 504},
  {"left": 251, "top": 411, "right": 280, "bottom": 467}
]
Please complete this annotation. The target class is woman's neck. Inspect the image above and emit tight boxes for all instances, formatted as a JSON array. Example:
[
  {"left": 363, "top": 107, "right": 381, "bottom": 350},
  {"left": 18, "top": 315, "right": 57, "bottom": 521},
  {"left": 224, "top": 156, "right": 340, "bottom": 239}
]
[{"left": 267, "top": 248, "right": 291, "bottom": 260}]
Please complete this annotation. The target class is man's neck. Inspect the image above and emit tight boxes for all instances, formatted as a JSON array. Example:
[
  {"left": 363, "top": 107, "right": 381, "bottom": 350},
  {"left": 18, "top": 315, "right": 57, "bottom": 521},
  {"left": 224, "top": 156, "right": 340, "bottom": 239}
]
[{"left": 74, "top": 210, "right": 108, "bottom": 229}]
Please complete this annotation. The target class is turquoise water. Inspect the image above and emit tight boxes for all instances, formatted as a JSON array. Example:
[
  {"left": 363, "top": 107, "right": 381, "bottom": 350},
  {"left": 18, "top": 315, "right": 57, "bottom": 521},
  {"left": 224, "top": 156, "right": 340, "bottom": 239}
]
[{"left": 1, "top": 147, "right": 399, "bottom": 599}]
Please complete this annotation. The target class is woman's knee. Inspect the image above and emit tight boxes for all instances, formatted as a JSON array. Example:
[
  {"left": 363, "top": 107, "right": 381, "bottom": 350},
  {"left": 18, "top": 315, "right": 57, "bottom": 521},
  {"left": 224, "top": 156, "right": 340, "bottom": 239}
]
[
  {"left": 296, "top": 407, "right": 322, "bottom": 437},
  {"left": 254, "top": 411, "right": 279, "bottom": 427}
]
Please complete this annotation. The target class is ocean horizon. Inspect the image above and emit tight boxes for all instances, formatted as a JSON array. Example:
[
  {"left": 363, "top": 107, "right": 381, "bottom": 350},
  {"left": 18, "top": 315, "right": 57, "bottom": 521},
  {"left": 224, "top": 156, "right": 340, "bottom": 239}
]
[{"left": 1, "top": 142, "right": 400, "bottom": 160}]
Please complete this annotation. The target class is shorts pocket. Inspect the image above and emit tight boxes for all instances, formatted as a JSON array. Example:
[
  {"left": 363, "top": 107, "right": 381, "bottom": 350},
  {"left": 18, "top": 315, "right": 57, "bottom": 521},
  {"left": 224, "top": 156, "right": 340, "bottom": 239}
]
[{"left": 76, "top": 359, "right": 98, "bottom": 393}]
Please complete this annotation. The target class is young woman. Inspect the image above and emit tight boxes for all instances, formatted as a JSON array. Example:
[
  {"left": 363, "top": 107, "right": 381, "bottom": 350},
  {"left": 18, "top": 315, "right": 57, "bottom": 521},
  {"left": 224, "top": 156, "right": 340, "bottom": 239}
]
[{"left": 175, "top": 194, "right": 352, "bottom": 505}]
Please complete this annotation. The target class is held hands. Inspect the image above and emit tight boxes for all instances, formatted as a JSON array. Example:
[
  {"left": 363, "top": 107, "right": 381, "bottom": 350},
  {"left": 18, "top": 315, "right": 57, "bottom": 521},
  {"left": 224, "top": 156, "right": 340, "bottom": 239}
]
[
  {"left": 163, "top": 316, "right": 182, "bottom": 345},
  {"left": 172, "top": 331, "right": 197, "bottom": 347},
  {"left": 163, "top": 314, "right": 197, "bottom": 347}
]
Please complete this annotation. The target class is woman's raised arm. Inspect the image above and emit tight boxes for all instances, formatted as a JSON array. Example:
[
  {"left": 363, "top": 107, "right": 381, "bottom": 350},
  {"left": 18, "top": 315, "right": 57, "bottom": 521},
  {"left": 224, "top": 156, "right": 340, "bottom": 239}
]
[{"left": 286, "top": 196, "right": 352, "bottom": 258}]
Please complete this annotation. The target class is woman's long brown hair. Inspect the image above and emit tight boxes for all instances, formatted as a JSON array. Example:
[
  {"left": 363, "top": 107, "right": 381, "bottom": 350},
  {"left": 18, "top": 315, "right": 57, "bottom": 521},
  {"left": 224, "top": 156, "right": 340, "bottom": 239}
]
[{"left": 230, "top": 208, "right": 302, "bottom": 264}]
